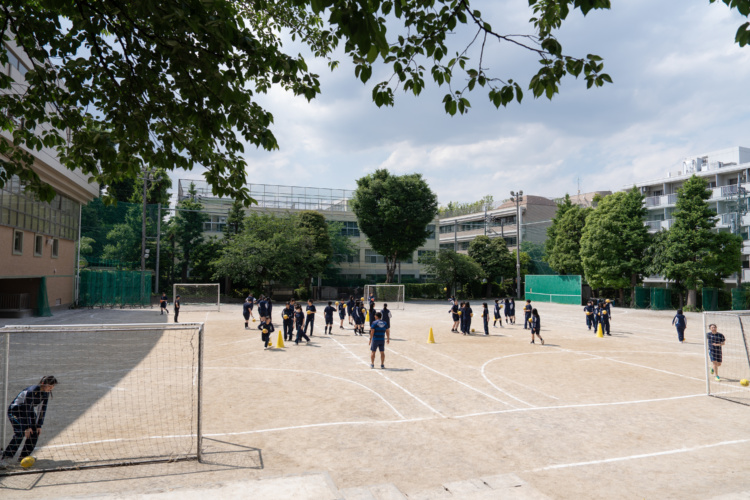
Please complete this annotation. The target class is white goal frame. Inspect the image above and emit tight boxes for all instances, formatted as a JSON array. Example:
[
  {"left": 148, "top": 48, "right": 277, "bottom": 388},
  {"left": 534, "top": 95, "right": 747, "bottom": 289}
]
[
  {"left": 364, "top": 284, "right": 405, "bottom": 310},
  {"left": 173, "top": 283, "right": 221, "bottom": 312},
  {"left": 0, "top": 323, "right": 204, "bottom": 475},
  {"left": 703, "top": 311, "right": 750, "bottom": 406}
]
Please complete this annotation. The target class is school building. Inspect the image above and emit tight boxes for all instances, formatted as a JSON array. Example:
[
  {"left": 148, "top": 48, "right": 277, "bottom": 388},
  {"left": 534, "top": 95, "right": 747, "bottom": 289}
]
[
  {"left": 631, "top": 146, "right": 750, "bottom": 284},
  {"left": 0, "top": 38, "right": 99, "bottom": 316},
  {"left": 177, "top": 179, "right": 440, "bottom": 283}
]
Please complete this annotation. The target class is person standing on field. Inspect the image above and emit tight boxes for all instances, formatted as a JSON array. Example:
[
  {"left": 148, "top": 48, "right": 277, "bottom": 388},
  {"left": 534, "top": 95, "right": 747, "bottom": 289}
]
[
  {"left": 282, "top": 301, "right": 294, "bottom": 341},
  {"left": 294, "top": 304, "right": 310, "bottom": 344},
  {"left": 338, "top": 300, "right": 346, "bottom": 329},
  {"left": 160, "top": 292, "right": 169, "bottom": 315},
  {"left": 369, "top": 312, "right": 390, "bottom": 369},
  {"left": 450, "top": 301, "right": 460, "bottom": 333},
  {"left": 482, "top": 302, "right": 490, "bottom": 335},
  {"left": 672, "top": 309, "right": 687, "bottom": 343},
  {"left": 323, "top": 301, "right": 336, "bottom": 335},
  {"left": 347, "top": 296, "right": 355, "bottom": 325},
  {"left": 258, "top": 316, "right": 274, "bottom": 349},
  {"left": 707, "top": 323, "right": 725, "bottom": 381},
  {"left": 523, "top": 299, "right": 532, "bottom": 329},
  {"left": 304, "top": 299, "right": 316, "bottom": 336},
  {"left": 174, "top": 295, "right": 181, "bottom": 323},
  {"left": 243, "top": 297, "right": 253, "bottom": 329},
  {"left": 464, "top": 301, "right": 473, "bottom": 334},
  {"left": 493, "top": 299, "right": 503, "bottom": 328},
  {"left": 530, "top": 308, "right": 544, "bottom": 345},
  {"left": 508, "top": 298, "right": 516, "bottom": 324},
  {"left": 583, "top": 300, "right": 595, "bottom": 331}
]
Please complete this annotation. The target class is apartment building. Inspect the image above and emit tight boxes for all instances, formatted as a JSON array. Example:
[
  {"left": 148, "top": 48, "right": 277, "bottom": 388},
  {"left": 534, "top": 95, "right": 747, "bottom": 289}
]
[
  {"left": 1, "top": 38, "right": 99, "bottom": 316},
  {"left": 177, "top": 179, "right": 440, "bottom": 283},
  {"left": 632, "top": 146, "right": 750, "bottom": 283},
  {"left": 438, "top": 195, "right": 557, "bottom": 253}
]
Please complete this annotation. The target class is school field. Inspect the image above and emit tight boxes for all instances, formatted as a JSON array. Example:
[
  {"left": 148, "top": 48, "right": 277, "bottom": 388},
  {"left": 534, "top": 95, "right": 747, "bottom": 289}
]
[{"left": 1, "top": 301, "right": 750, "bottom": 499}]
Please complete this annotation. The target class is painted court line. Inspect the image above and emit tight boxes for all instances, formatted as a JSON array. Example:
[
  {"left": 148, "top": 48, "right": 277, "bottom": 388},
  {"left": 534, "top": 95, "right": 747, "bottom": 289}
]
[
  {"left": 481, "top": 355, "right": 561, "bottom": 404},
  {"left": 533, "top": 438, "right": 750, "bottom": 471},
  {"left": 388, "top": 348, "right": 523, "bottom": 409}
]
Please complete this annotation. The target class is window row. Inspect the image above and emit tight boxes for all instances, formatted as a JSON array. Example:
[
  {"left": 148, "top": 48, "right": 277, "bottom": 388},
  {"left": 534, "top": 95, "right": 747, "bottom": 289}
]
[{"left": 12, "top": 230, "right": 59, "bottom": 258}]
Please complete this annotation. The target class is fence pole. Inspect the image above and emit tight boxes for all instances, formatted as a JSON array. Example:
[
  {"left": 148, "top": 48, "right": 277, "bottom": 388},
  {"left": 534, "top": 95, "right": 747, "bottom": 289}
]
[
  {"left": 197, "top": 323, "right": 204, "bottom": 461},
  {"left": 2, "top": 332, "right": 9, "bottom": 449}
]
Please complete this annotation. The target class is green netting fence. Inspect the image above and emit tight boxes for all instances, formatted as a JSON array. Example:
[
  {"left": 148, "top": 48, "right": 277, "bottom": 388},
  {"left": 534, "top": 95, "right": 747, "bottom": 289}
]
[
  {"left": 732, "top": 288, "right": 747, "bottom": 310},
  {"left": 634, "top": 287, "right": 650, "bottom": 309},
  {"left": 36, "top": 276, "right": 52, "bottom": 317},
  {"left": 650, "top": 288, "right": 672, "bottom": 310},
  {"left": 701, "top": 287, "right": 719, "bottom": 311},
  {"left": 78, "top": 269, "right": 152, "bottom": 308},
  {"left": 525, "top": 275, "right": 581, "bottom": 305}
]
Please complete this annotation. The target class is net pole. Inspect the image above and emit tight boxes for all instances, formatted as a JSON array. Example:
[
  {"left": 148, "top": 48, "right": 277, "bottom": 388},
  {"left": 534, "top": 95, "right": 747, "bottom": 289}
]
[
  {"left": 197, "top": 323, "right": 204, "bottom": 461},
  {"left": 2, "top": 332, "right": 8, "bottom": 450},
  {"left": 738, "top": 316, "right": 750, "bottom": 372},
  {"left": 217, "top": 285, "right": 220, "bottom": 313},
  {"left": 704, "top": 313, "right": 711, "bottom": 395}
]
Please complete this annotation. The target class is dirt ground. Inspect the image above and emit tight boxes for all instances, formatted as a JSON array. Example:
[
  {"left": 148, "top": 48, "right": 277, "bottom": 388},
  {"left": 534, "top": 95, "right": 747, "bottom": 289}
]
[{"left": 1, "top": 301, "right": 750, "bottom": 499}]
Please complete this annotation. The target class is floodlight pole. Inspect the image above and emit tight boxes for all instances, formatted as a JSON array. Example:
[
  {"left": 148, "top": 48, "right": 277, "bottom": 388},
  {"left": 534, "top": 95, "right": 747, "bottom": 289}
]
[
  {"left": 156, "top": 203, "right": 161, "bottom": 295},
  {"left": 141, "top": 170, "right": 148, "bottom": 305},
  {"left": 511, "top": 190, "right": 523, "bottom": 299}
]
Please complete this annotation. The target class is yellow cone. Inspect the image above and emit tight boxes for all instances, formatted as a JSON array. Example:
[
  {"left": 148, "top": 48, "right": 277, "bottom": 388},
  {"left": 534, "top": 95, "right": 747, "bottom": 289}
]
[
  {"left": 596, "top": 323, "right": 604, "bottom": 338},
  {"left": 428, "top": 327, "right": 436, "bottom": 344},
  {"left": 366, "top": 312, "right": 370, "bottom": 323},
  {"left": 276, "top": 330, "right": 285, "bottom": 348}
]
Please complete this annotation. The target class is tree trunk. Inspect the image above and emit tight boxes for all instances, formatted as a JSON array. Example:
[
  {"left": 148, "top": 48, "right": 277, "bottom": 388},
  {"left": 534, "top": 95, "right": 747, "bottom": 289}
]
[
  {"left": 687, "top": 289, "right": 697, "bottom": 307},
  {"left": 385, "top": 255, "right": 397, "bottom": 283},
  {"left": 630, "top": 273, "right": 638, "bottom": 307},
  {"left": 619, "top": 288, "right": 625, "bottom": 306},
  {"left": 486, "top": 281, "right": 492, "bottom": 298}
]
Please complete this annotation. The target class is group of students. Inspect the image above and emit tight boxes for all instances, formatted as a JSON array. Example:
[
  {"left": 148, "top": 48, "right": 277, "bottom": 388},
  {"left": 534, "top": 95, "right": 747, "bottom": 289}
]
[
  {"left": 448, "top": 297, "right": 543, "bottom": 344},
  {"left": 582, "top": 299, "right": 613, "bottom": 336},
  {"left": 242, "top": 293, "right": 392, "bottom": 348}
]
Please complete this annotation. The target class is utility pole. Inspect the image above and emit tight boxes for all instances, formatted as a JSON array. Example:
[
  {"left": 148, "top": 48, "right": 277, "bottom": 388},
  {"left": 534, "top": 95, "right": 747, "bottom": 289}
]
[
  {"left": 155, "top": 203, "right": 161, "bottom": 295},
  {"left": 510, "top": 190, "right": 523, "bottom": 299},
  {"left": 735, "top": 173, "right": 747, "bottom": 287},
  {"left": 139, "top": 168, "right": 161, "bottom": 306}
]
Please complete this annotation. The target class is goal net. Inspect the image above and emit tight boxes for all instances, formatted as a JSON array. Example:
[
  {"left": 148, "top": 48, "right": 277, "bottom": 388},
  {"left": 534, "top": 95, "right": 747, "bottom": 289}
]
[
  {"left": 173, "top": 283, "right": 221, "bottom": 312},
  {"left": 703, "top": 312, "right": 750, "bottom": 406},
  {"left": 0, "top": 323, "right": 204, "bottom": 475},
  {"left": 364, "top": 284, "right": 405, "bottom": 310}
]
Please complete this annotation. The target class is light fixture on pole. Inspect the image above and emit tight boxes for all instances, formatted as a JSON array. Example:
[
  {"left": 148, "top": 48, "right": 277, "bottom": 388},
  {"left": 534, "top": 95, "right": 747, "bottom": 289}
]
[{"left": 510, "top": 190, "right": 523, "bottom": 299}]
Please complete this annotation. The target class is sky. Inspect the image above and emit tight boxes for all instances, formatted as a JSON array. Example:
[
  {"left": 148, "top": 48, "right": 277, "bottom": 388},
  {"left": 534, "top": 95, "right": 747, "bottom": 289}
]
[{"left": 175, "top": 0, "right": 750, "bottom": 207}]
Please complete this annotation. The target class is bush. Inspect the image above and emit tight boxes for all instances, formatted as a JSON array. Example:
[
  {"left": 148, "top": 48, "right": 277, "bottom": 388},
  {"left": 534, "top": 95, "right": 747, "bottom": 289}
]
[
  {"left": 294, "top": 286, "right": 309, "bottom": 301},
  {"left": 404, "top": 283, "right": 444, "bottom": 299},
  {"left": 718, "top": 289, "right": 732, "bottom": 311}
]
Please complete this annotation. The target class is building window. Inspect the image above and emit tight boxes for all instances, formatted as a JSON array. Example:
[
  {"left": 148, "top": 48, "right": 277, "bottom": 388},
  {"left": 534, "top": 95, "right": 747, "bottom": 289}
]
[
  {"left": 364, "top": 249, "right": 385, "bottom": 264},
  {"left": 504, "top": 236, "right": 517, "bottom": 247},
  {"left": 52, "top": 238, "right": 59, "bottom": 258},
  {"left": 34, "top": 234, "right": 43, "bottom": 257},
  {"left": 458, "top": 241, "right": 470, "bottom": 250},
  {"left": 426, "top": 224, "right": 435, "bottom": 239},
  {"left": 652, "top": 190, "right": 663, "bottom": 197},
  {"left": 418, "top": 250, "right": 435, "bottom": 259},
  {"left": 494, "top": 215, "right": 516, "bottom": 226},
  {"left": 339, "top": 221, "right": 360, "bottom": 237},
  {"left": 439, "top": 224, "right": 455, "bottom": 234},
  {"left": 336, "top": 253, "right": 360, "bottom": 263},
  {"left": 459, "top": 221, "right": 485, "bottom": 232},
  {"left": 13, "top": 230, "right": 23, "bottom": 255},
  {"left": 440, "top": 243, "right": 454, "bottom": 251}
]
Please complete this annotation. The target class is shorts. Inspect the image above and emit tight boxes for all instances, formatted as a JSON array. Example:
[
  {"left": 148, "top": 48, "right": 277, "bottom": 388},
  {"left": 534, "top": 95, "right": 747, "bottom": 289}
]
[
  {"left": 370, "top": 339, "right": 385, "bottom": 352},
  {"left": 160, "top": 301, "right": 167, "bottom": 308},
  {"left": 325, "top": 316, "right": 334, "bottom": 324},
  {"left": 494, "top": 312, "right": 500, "bottom": 319},
  {"left": 452, "top": 314, "right": 459, "bottom": 321},
  {"left": 710, "top": 351, "right": 722, "bottom": 363},
  {"left": 243, "top": 312, "right": 250, "bottom": 320}
]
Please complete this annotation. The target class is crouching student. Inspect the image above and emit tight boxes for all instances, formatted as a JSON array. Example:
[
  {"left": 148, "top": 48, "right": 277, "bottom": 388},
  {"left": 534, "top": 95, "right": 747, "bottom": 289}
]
[{"left": 258, "top": 317, "right": 274, "bottom": 349}]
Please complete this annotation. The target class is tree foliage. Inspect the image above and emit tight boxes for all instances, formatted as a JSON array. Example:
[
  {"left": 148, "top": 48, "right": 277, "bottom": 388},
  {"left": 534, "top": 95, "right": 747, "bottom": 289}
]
[
  {"left": 173, "top": 183, "right": 209, "bottom": 281},
  {"left": 419, "top": 249, "right": 484, "bottom": 293},
  {"left": 224, "top": 200, "right": 246, "bottom": 241},
  {"left": 580, "top": 188, "right": 650, "bottom": 298},
  {"left": 350, "top": 169, "right": 438, "bottom": 283},
  {"left": 467, "top": 235, "right": 515, "bottom": 294},
  {"left": 546, "top": 197, "right": 591, "bottom": 275}
]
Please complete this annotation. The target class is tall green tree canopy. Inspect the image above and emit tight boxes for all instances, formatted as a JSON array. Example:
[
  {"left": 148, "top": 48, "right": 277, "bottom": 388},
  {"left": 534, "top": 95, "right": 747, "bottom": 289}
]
[
  {"left": 0, "top": 0, "right": 626, "bottom": 203},
  {"left": 174, "top": 183, "right": 209, "bottom": 281},
  {"left": 546, "top": 201, "right": 591, "bottom": 275},
  {"left": 419, "top": 249, "right": 485, "bottom": 293},
  {"left": 468, "top": 235, "right": 515, "bottom": 294},
  {"left": 580, "top": 188, "right": 650, "bottom": 301},
  {"left": 350, "top": 169, "right": 438, "bottom": 283}
]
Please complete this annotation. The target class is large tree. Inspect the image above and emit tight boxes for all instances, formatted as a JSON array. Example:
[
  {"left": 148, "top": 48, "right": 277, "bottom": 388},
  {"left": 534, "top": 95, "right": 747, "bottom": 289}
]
[
  {"left": 173, "top": 183, "right": 209, "bottom": 281},
  {"left": 580, "top": 188, "right": 650, "bottom": 303},
  {"left": 350, "top": 169, "right": 438, "bottom": 283},
  {"left": 467, "top": 235, "right": 515, "bottom": 296},
  {"left": 649, "top": 175, "right": 742, "bottom": 306},
  {"left": 419, "top": 250, "right": 485, "bottom": 296},
  {"left": 546, "top": 202, "right": 591, "bottom": 275},
  {"left": 297, "top": 211, "right": 334, "bottom": 288},
  {"left": 0, "top": 0, "right": 628, "bottom": 203}
]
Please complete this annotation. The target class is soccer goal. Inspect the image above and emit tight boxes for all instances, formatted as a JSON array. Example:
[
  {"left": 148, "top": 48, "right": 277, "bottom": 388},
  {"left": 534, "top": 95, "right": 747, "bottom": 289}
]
[
  {"left": 0, "top": 323, "right": 204, "bottom": 475},
  {"left": 703, "top": 312, "right": 750, "bottom": 406},
  {"left": 364, "top": 284, "right": 405, "bottom": 310},
  {"left": 174, "top": 283, "right": 221, "bottom": 312}
]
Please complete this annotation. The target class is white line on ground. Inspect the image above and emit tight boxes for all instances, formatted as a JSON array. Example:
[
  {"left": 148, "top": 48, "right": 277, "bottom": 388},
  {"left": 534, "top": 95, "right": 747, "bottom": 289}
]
[
  {"left": 389, "top": 348, "right": 522, "bottom": 409},
  {"left": 205, "top": 366, "right": 405, "bottom": 419},
  {"left": 532, "top": 437, "right": 750, "bottom": 471},
  {"left": 330, "top": 337, "right": 445, "bottom": 418},
  {"left": 203, "top": 418, "right": 433, "bottom": 438},
  {"left": 480, "top": 356, "right": 560, "bottom": 402}
]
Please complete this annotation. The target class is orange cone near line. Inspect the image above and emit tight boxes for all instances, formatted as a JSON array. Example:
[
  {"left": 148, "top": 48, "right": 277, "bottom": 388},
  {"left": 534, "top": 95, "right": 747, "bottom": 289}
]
[
  {"left": 276, "top": 330, "right": 285, "bottom": 348},
  {"left": 428, "top": 327, "right": 436, "bottom": 344},
  {"left": 596, "top": 323, "right": 604, "bottom": 338}
]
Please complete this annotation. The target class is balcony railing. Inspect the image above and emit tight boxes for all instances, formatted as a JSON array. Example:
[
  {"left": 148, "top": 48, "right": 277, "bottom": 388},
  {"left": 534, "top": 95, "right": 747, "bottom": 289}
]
[{"left": 645, "top": 196, "right": 661, "bottom": 207}]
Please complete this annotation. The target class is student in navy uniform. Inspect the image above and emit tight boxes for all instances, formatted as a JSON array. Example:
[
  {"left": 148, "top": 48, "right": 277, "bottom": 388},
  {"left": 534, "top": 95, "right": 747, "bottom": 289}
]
[
  {"left": 246, "top": 293, "right": 256, "bottom": 321},
  {"left": 707, "top": 323, "right": 725, "bottom": 381},
  {"left": 464, "top": 301, "right": 473, "bottom": 334},
  {"left": 294, "top": 305, "right": 310, "bottom": 344},
  {"left": 523, "top": 300, "right": 533, "bottom": 329},
  {"left": 359, "top": 302, "right": 369, "bottom": 335},
  {"left": 672, "top": 309, "right": 687, "bottom": 343},
  {"left": 508, "top": 298, "right": 516, "bottom": 324},
  {"left": 583, "top": 300, "right": 595, "bottom": 330},
  {"left": 174, "top": 295, "right": 181, "bottom": 323},
  {"left": 258, "top": 316, "right": 274, "bottom": 349},
  {"left": 458, "top": 301, "right": 466, "bottom": 334},
  {"left": 347, "top": 296, "right": 355, "bottom": 325},
  {"left": 450, "top": 301, "right": 460, "bottom": 332},
  {"left": 530, "top": 308, "right": 544, "bottom": 345},
  {"left": 338, "top": 301, "right": 346, "bottom": 329},
  {"left": 493, "top": 299, "right": 504, "bottom": 328},
  {"left": 598, "top": 302, "right": 611, "bottom": 336},
  {"left": 304, "top": 299, "right": 316, "bottom": 336},
  {"left": 503, "top": 298, "right": 511, "bottom": 324},
  {"left": 266, "top": 297, "right": 273, "bottom": 320},
  {"left": 282, "top": 301, "right": 294, "bottom": 341},
  {"left": 257, "top": 295, "right": 268, "bottom": 322},
  {"left": 604, "top": 299, "right": 612, "bottom": 321},
  {"left": 369, "top": 312, "right": 390, "bottom": 369},
  {"left": 323, "top": 301, "right": 336, "bottom": 335},
  {"left": 160, "top": 293, "right": 169, "bottom": 315},
  {"left": 481, "top": 303, "right": 490, "bottom": 335},
  {"left": 1, "top": 375, "right": 57, "bottom": 468},
  {"left": 369, "top": 293, "right": 376, "bottom": 309},
  {"left": 381, "top": 303, "right": 392, "bottom": 331},
  {"left": 243, "top": 297, "right": 253, "bottom": 329},
  {"left": 369, "top": 298, "right": 376, "bottom": 324}
]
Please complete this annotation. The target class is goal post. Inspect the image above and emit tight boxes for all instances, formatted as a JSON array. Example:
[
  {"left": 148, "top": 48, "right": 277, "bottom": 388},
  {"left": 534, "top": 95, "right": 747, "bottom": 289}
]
[
  {"left": 703, "top": 311, "right": 750, "bottom": 406},
  {"left": 173, "top": 283, "right": 221, "bottom": 312},
  {"left": 0, "top": 323, "right": 204, "bottom": 475},
  {"left": 364, "top": 284, "right": 405, "bottom": 310}
]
